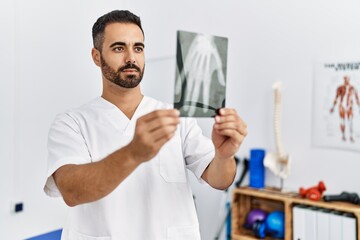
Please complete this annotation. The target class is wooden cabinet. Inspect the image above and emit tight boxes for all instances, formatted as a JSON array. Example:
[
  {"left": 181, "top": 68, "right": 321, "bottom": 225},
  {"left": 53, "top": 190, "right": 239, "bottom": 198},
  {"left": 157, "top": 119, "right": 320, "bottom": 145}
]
[{"left": 231, "top": 187, "right": 360, "bottom": 240}]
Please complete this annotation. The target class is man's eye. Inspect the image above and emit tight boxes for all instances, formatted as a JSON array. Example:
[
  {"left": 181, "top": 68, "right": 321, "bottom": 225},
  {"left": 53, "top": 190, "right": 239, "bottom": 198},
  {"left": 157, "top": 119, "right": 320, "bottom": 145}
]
[
  {"left": 135, "top": 47, "right": 143, "bottom": 52},
  {"left": 114, "top": 47, "right": 124, "bottom": 52}
]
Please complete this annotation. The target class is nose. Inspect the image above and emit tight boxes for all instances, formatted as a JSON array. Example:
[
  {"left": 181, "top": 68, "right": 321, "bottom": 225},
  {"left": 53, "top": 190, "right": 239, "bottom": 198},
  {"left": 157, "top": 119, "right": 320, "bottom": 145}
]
[{"left": 125, "top": 50, "right": 136, "bottom": 64}]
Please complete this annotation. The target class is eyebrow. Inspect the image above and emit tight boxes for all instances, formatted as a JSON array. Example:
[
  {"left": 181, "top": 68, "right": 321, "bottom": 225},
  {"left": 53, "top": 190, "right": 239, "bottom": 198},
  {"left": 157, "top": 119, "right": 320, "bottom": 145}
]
[{"left": 109, "top": 41, "right": 145, "bottom": 48}]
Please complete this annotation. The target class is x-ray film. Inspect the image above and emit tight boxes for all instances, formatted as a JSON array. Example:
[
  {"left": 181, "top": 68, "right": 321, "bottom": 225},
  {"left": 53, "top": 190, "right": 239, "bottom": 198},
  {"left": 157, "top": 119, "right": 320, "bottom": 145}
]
[{"left": 174, "top": 30, "right": 228, "bottom": 117}]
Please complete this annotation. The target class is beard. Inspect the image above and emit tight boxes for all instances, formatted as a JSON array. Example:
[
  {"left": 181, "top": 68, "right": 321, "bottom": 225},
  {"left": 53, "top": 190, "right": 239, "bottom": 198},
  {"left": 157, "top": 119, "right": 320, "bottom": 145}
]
[{"left": 100, "top": 56, "right": 144, "bottom": 88}]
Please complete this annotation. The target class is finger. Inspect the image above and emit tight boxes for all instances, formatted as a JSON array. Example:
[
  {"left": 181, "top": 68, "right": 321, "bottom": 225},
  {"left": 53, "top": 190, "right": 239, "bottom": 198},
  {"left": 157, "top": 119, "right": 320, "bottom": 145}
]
[
  {"left": 214, "top": 121, "right": 247, "bottom": 135},
  {"left": 204, "top": 52, "right": 211, "bottom": 80},
  {"left": 136, "top": 110, "right": 180, "bottom": 134},
  {"left": 139, "top": 109, "right": 180, "bottom": 122},
  {"left": 143, "top": 131, "right": 176, "bottom": 159},
  {"left": 215, "top": 111, "right": 247, "bottom": 129},
  {"left": 190, "top": 77, "right": 202, "bottom": 116},
  {"left": 146, "top": 116, "right": 180, "bottom": 133},
  {"left": 153, "top": 134, "right": 175, "bottom": 151},
  {"left": 214, "top": 112, "right": 247, "bottom": 135},
  {"left": 203, "top": 81, "right": 210, "bottom": 113},
  {"left": 217, "top": 108, "right": 238, "bottom": 116},
  {"left": 214, "top": 128, "right": 245, "bottom": 145},
  {"left": 151, "top": 125, "right": 178, "bottom": 143},
  {"left": 213, "top": 53, "right": 226, "bottom": 86},
  {"left": 215, "top": 122, "right": 248, "bottom": 136},
  {"left": 217, "top": 69, "right": 226, "bottom": 86},
  {"left": 190, "top": 52, "right": 202, "bottom": 89},
  {"left": 214, "top": 114, "right": 239, "bottom": 124}
]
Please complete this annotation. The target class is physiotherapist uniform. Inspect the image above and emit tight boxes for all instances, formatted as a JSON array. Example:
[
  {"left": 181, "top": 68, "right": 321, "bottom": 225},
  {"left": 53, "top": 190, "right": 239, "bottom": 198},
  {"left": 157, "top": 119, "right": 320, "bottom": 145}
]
[{"left": 44, "top": 96, "right": 215, "bottom": 240}]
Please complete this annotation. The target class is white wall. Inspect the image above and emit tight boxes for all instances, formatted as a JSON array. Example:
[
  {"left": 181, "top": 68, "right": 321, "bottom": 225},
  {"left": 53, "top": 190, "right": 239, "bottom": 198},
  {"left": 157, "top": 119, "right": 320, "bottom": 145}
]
[
  {"left": 0, "top": 0, "right": 15, "bottom": 238},
  {"left": 127, "top": 0, "right": 360, "bottom": 239},
  {"left": 127, "top": 0, "right": 360, "bottom": 186},
  {"left": 1, "top": 0, "right": 360, "bottom": 239},
  {"left": 1, "top": 0, "right": 129, "bottom": 239}
]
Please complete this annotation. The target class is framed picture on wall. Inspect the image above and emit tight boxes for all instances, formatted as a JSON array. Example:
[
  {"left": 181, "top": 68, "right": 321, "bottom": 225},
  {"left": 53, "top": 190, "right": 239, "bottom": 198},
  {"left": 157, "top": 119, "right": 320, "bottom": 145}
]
[
  {"left": 312, "top": 61, "right": 360, "bottom": 152},
  {"left": 174, "top": 30, "right": 228, "bottom": 117}
]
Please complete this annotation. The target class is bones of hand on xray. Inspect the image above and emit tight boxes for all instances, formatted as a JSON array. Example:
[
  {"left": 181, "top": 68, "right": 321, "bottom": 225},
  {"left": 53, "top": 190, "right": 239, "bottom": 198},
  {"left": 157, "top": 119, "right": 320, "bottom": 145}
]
[{"left": 176, "top": 34, "right": 225, "bottom": 116}]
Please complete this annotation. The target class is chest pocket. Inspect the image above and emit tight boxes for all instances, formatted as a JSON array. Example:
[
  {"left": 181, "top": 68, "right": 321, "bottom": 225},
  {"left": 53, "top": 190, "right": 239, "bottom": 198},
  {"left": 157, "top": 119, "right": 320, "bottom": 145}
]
[{"left": 159, "top": 134, "right": 187, "bottom": 183}]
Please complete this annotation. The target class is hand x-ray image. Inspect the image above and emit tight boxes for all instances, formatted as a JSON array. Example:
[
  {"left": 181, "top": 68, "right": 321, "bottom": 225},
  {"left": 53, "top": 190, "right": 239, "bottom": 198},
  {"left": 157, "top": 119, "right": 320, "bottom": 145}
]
[{"left": 174, "top": 30, "right": 228, "bottom": 117}]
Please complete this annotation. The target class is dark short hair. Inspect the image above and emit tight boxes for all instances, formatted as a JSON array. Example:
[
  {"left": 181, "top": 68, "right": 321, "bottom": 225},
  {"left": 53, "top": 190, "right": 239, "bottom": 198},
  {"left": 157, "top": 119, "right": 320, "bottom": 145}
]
[{"left": 92, "top": 10, "right": 144, "bottom": 51}]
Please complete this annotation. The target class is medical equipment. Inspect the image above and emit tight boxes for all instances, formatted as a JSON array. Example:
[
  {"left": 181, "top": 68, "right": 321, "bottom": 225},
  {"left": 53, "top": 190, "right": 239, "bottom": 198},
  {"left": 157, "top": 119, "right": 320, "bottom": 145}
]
[
  {"left": 299, "top": 181, "right": 326, "bottom": 201},
  {"left": 244, "top": 209, "right": 268, "bottom": 229},
  {"left": 252, "top": 211, "right": 285, "bottom": 239},
  {"left": 264, "top": 82, "right": 291, "bottom": 189},
  {"left": 249, "top": 149, "right": 266, "bottom": 188},
  {"left": 324, "top": 191, "right": 360, "bottom": 204}
]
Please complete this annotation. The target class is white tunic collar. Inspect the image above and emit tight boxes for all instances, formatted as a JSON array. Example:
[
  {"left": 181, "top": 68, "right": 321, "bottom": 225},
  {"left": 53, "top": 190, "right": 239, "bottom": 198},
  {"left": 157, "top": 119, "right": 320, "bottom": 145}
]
[{"left": 94, "top": 96, "right": 153, "bottom": 135}]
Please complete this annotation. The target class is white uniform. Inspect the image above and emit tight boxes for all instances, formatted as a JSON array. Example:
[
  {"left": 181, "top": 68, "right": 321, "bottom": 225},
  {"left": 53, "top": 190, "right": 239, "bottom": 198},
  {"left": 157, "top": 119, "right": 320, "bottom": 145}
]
[{"left": 44, "top": 96, "right": 214, "bottom": 240}]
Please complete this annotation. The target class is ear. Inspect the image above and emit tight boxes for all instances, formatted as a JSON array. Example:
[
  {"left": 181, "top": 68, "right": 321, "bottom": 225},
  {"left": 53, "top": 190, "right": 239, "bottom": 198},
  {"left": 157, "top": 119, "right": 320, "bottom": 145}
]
[{"left": 91, "top": 48, "right": 101, "bottom": 67}]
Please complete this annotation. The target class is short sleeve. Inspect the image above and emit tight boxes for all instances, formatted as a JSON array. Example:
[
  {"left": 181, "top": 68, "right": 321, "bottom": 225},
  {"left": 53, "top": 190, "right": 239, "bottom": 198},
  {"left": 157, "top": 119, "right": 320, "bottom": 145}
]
[
  {"left": 44, "top": 113, "right": 91, "bottom": 197},
  {"left": 181, "top": 118, "right": 215, "bottom": 182}
]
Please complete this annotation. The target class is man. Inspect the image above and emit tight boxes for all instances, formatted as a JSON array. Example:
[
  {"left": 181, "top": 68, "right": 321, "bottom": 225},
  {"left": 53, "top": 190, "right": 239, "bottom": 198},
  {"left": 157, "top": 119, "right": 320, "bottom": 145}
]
[
  {"left": 330, "top": 75, "right": 360, "bottom": 142},
  {"left": 44, "top": 10, "right": 247, "bottom": 240}
]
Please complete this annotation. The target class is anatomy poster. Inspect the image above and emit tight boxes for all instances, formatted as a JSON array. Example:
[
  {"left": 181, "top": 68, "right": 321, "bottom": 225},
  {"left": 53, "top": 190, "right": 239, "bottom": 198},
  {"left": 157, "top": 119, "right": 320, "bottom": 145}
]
[
  {"left": 174, "top": 30, "right": 228, "bottom": 117},
  {"left": 313, "top": 61, "right": 360, "bottom": 152}
]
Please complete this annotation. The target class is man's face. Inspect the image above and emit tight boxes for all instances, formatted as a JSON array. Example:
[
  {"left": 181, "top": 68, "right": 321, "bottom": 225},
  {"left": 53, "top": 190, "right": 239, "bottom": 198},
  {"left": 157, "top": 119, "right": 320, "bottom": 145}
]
[{"left": 99, "top": 22, "right": 145, "bottom": 88}]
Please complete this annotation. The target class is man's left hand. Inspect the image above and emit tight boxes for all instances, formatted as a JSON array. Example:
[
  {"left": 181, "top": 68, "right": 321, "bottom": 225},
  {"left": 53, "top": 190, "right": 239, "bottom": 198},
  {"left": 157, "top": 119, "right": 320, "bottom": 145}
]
[{"left": 212, "top": 108, "right": 247, "bottom": 160}]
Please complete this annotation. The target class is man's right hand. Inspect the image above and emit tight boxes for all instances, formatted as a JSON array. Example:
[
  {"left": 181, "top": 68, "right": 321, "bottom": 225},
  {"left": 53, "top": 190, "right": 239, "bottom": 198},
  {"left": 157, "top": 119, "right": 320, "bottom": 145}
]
[{"left": 127, "top": 109, "right": 180, "bottom": 163}]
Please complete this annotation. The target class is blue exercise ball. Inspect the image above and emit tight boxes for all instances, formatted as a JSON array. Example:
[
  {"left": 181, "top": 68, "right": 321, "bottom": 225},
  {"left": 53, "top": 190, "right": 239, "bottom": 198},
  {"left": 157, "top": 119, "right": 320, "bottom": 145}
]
[{"left": 265, "top": 211, "right": 285, "bottom": 238}]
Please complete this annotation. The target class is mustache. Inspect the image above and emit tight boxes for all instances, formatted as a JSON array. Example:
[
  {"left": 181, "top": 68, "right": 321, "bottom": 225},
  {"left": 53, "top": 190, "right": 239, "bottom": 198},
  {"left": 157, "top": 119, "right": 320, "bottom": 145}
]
[{"left": 118, "top": 63, "right": 141, "bottom": 73}]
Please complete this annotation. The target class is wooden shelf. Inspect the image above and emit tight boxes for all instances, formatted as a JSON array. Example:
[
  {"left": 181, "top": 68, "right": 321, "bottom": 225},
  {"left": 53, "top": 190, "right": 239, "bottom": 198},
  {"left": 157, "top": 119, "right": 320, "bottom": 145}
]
[{"left": 232, "top": 186, "right": 360, "bottom": 240}]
